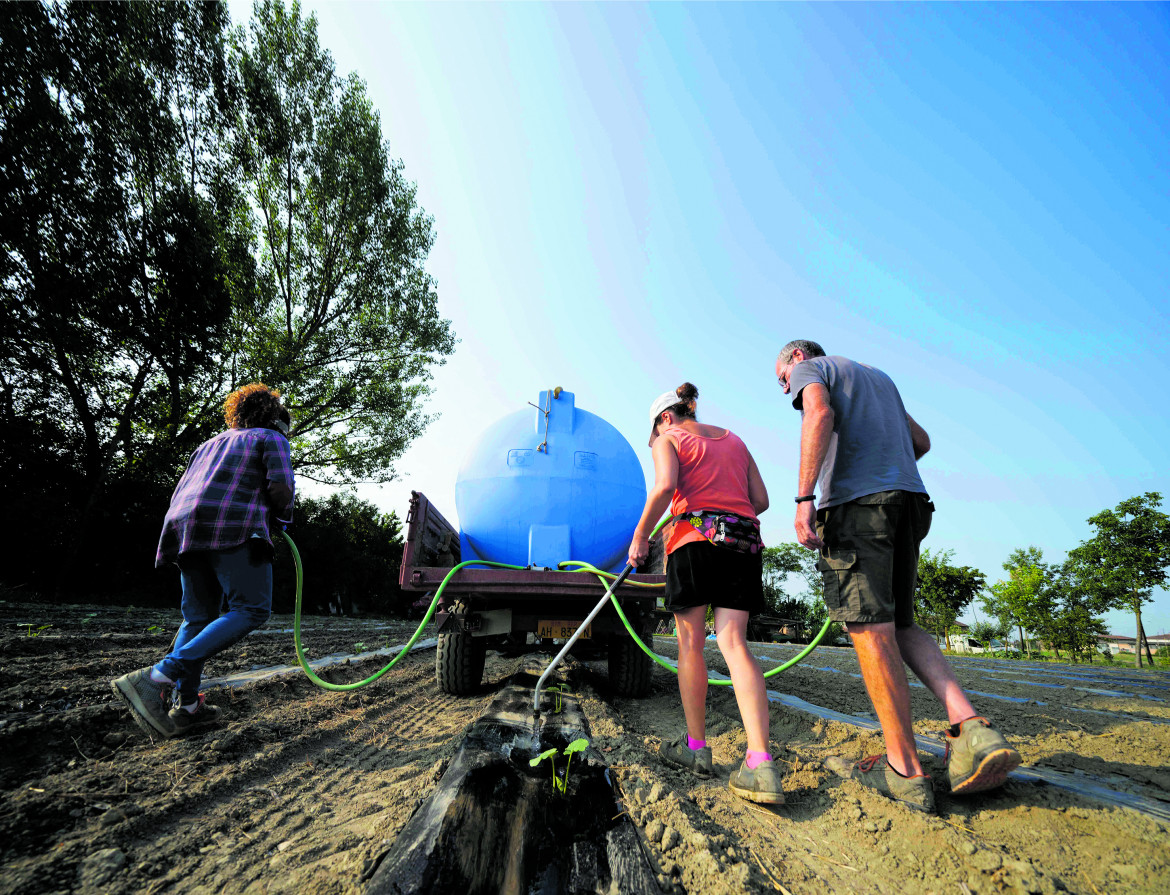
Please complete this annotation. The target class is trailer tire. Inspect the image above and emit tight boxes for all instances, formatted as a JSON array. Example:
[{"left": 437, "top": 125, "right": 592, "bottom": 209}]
[
  {"left": 609, "top": 633, "right": 653, "bottom": 697},
  {"left": 436, "top": 601, "right": 485, "bottom": 694}
]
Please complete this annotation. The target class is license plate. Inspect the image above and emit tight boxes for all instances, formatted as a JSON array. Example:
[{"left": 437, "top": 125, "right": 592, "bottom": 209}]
[{"left": 538, "top": 620, "right": 591, "bottom": 640}]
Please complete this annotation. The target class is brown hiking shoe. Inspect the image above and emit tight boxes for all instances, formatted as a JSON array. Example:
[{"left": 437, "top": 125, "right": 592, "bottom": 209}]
[
  {"left": 659, "top": 733, "right": 714, "bottom": 778},
  {"left": 826, "top": 754, "right": 936, "bottom": 813},
  {"left": 946, "top": 717, "right": 1021, "bottom": 794},
  {"left": 168, "top": 694, "right": 222, "bottom": 735},
  {"left": 111, "top": 667, "right": 176, "bottom": 740},
  {"left": 729, "top": 759, "right": 785, "bottom": 805}
]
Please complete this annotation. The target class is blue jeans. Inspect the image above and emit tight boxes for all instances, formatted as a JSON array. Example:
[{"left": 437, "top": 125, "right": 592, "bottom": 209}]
[{"left": 156, "top": 542, "right": 272, "bottom": 703}]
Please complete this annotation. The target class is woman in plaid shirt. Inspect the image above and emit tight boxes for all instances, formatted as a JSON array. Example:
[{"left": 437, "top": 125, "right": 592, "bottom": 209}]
[{"left": 112, "top": 384, "right": 295, "bottom": 740}]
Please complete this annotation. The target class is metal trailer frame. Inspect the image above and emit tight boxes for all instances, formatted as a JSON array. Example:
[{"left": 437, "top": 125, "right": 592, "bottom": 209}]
[{"left": 399, "top": 491, "right": 665, "bottom": 695}]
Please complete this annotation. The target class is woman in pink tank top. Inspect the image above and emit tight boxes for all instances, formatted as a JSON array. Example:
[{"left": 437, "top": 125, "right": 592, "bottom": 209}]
[{"left": 628, "top": 383, "right": 784, "bottom": 805}]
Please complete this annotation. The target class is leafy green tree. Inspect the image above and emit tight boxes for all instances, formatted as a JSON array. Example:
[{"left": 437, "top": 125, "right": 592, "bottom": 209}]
[
  {"left": 983, "top": 547, "right": 1055, "bottom": 659},
  {"left": 968, "top": 619, "right": 1005, "bottom": 653},
  {"left": 914, "top": 549, "right": 986, "bottom": 646},
  {"left": 1067, "top": 493, "right": 1170, "bottom": 668},
  {"left": 232, "top": 0, "right": 455, "bottom": 485},
  {"left": 1030, "top": 562, "right": 1108, "bottom": 663},
  {"left": 0, "top": 1, "right": 257, "bottom": 592},
  {"left": 761, "top": 544, "right": 804, "bottom": 616},
  {"left": 1, "top": 1, "right": 251, "bottom": 472},
  {"left": 1, "top": 1, "right": 454, "bottom": 599}
]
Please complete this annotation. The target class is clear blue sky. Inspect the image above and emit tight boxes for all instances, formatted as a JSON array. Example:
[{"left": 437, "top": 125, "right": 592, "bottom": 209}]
[{"left": 231, "top": 2, "right": 1170, "bottom": 636}]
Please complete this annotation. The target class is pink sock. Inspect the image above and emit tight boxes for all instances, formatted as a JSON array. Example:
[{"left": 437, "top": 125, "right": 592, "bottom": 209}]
[
  {"left": 746, "top": 750, "right": 773, "bottom": 769},
  {"left": 686, "top": 735, "right": 706, "bottom": 751}
]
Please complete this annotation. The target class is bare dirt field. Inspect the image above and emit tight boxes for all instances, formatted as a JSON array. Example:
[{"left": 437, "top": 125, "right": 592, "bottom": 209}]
[{"left": 2, "top": 600, "right": 1168, "bottom": 895}]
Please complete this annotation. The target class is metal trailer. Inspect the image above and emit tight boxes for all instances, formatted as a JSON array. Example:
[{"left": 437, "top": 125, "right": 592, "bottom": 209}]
[
  {"left": 400, "top": 491, "right": 665, "bottom": 697},
  {"left": 746, "top": 615, "right": 807, "bottom": 644}
]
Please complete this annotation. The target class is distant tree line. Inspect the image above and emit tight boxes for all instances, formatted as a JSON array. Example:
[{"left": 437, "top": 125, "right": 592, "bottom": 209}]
[
  {"left": 0, "top": 0, "right": 453, "bottom": 613},
  {"left": 759, "top": 492, "right": 1170, "bottom": 668},
  {"left": 273, "top": 493, "right": 406, "bottom": 617},
  {"left": 981, "top": 492, "right": 1170, "bottom": 669}
]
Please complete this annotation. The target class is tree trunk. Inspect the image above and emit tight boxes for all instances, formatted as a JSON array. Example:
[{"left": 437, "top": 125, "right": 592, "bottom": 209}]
[
  {"left": 1137, "top": 613, "right": 1155, "bottom": 666},
  {"left": 1017, "top": 624, "right": 1028, "bottom": 658},
  {"left": 1134, "top": 604, "right": 1144, "bottom": 669},
  {"left": 55, "top": 358, "right": 154, "bottom": 597}
]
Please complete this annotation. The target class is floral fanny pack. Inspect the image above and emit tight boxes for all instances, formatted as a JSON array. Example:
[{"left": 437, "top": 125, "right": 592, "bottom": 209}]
[{"left": 676, "top": 510, "right": 763, "bottom": 555}]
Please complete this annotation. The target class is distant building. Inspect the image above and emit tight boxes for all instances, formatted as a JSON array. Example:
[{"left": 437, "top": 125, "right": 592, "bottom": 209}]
[
  {"left": 1098, "top": 634, "right": 1136, "bottom": 654},
  {"left": 942, "top": 621, "right": 979, "bottom": 652}
]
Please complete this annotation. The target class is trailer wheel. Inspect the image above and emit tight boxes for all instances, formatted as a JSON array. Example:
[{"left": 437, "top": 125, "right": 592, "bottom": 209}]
[
  {"left": 609, "top": 633, "right": 653, "bottom": 697},
  {"left": 436, "top": 601, "right": 485, "bottom": 694}
]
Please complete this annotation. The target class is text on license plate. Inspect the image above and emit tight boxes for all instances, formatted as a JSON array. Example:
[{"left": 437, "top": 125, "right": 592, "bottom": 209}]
[{"left": 538, "top": 620, "right": 590, "bottom": 640}]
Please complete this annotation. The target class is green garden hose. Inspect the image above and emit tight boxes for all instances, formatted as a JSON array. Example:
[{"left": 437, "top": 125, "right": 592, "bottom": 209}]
[
  {"left": 284, "top": 530, "right": 527, "bottom": 691},
  {"left": 558, "top": 559, "right": 833, "bottom": 685},
  {"left": 282, "top": 519, "right": 829, "bottom": 692}
]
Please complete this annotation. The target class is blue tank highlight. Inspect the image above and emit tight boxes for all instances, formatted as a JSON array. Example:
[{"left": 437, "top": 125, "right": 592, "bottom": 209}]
[{"left": 456, "top": 389, "right": 646, "bottom": 573}]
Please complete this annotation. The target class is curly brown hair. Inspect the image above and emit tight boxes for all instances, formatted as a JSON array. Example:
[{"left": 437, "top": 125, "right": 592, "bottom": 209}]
[{"left": 223, "top": 383, "right": 286, "bottom": 430}]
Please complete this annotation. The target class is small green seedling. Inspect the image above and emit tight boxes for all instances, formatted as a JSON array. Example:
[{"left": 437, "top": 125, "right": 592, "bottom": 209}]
[
  {"left": 354, "top": 642, "right": 366, "bottom": 653},
  {"left": 529, "top": 738, "right": 590, "bottom": 794},
  {"left": 530, "top": 747, "right": 563, "bottom": 792},
  {"left": 551, "top": 683, "right": 569, "bottom": 714},
  {"left": 146, "top": 624, "right": 164, "bottom": 635},
  {"left": 22, "top": 623, "right": 52, "bottom": 637},
  {"left": 80, "top": 612, "right": 98, "bottom": 626},
  {"left": 561, "top": 738, "right": 589, "bottom": 791}
]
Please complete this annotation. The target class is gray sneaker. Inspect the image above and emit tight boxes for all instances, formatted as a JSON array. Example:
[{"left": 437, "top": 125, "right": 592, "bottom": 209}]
[
  {"left": 168, "top": 694, "right": 222, "bottom": 735},
  {"left": 946, "top": 717, "right": 1021, "bottom": 794},
  {"left": 111, "top": 667, "right": 176, "bottom": 740},
  {"left": 825, "top": 754, "right": 936, "bottom": 813},
  {"left": 659, "top": 733, "right": 713, "bottom": 778},
  {"left": 729, "top": 759, "right": 785, "bottom": 805}
]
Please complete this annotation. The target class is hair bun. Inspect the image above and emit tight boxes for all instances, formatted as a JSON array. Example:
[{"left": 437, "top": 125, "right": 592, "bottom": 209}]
[{"left": 676, "top": 382, "right": 699, "bottom": 403}]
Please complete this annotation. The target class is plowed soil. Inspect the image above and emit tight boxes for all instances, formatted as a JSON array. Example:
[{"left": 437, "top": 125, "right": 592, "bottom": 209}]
[{"left": 1, "top": 601, "right": 1168, "bottom": 895}]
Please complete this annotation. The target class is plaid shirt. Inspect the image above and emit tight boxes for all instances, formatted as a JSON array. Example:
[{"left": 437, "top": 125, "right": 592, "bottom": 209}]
[{"left": 156, "top": 427, "right": 296, "bottom": 567}]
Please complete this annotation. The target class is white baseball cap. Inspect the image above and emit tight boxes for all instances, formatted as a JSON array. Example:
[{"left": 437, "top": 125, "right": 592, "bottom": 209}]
[{"left": 649, "top": 390, "right": 681, "bottom": 423}]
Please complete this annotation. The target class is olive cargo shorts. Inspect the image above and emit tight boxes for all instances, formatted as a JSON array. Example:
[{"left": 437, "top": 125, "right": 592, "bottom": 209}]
[{"left": 815, "top": 491, "right": 934, "bottom": 628}]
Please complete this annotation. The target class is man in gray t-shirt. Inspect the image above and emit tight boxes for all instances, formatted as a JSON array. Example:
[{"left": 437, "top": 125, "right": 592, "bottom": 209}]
[
  {"left": 786, "top": 355, "right": 926, "bottom": 508},
  {"left": 775, "top": 339, "right": 1020, "bottom": 813}
]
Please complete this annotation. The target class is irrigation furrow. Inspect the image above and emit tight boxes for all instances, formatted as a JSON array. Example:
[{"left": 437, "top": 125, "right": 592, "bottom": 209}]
[
  {"left": 755, "top": 643, "right": 1170, "bottom": 696},
  {"left": 200, "top": 638, "right": 440, "bottom": 691}
]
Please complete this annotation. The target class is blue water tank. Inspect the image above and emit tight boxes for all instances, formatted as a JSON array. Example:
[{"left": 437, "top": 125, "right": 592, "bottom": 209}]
[{"left": 456, "top": 389, "right": 646, "bottom": 573}]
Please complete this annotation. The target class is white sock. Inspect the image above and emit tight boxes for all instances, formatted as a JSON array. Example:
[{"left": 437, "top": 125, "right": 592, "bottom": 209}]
[
  {"left": 182, "top": 701, "right": 199, "bottom": 713},
  {"left": 149, "top": 667, "right": 173, "bottom": 685}
]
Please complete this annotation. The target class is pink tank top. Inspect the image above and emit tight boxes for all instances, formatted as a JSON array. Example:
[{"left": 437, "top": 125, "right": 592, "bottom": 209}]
[{"left": 663, "top": 426, "right": 758, "bottom": 555}]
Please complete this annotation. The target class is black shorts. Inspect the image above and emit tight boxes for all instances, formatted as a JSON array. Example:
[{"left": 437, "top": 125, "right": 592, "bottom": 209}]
[
  {"left": 664, "top": 540, "right": 764, "bottom": 615},
  {"left": 815, "top": 491, "right": 933, "bottom": 628}
]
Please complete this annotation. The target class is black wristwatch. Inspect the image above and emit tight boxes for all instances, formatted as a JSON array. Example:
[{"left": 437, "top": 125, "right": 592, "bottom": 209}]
[{"left": 794, "top": 494, "right": 816, "bottom": 504}]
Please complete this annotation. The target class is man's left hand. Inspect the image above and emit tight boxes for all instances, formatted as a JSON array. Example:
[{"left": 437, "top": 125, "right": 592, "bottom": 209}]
[{"left": 794, "top": 502, "right": 823, "bottom": 550}]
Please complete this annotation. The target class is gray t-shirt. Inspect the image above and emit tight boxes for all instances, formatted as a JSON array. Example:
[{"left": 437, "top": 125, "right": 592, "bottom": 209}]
[{"left": 788, "top": 355, "right": 925, "bottom": 508}]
